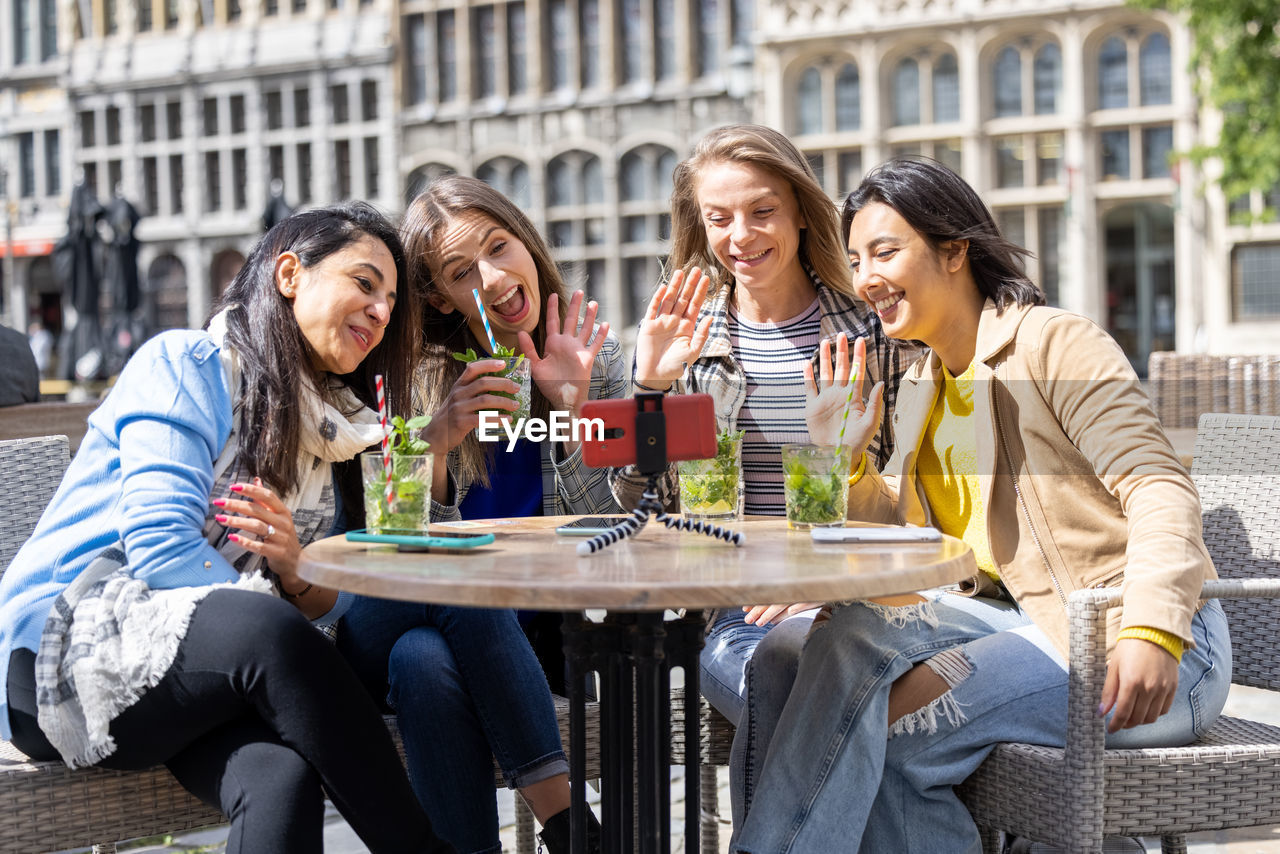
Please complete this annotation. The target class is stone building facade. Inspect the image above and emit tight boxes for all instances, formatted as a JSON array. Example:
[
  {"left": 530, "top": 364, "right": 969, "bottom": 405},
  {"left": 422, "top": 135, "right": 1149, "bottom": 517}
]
[{"left": 3, "top": 0, "right": 1279, "bottom": 368}]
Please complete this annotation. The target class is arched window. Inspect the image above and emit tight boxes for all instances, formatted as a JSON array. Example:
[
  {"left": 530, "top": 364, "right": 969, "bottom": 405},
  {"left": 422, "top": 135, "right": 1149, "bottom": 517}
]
[
  {"left": 797, "top": 66, "right": 823, "bottom": 135},
  {"left": 835, "top": 63, "right": 860, "bottom": 131},
  {"left": 620, "top": 151, "right": 647, "bottom": 202},
  {"left": 147, "top": 253, "right": 188, "bottom": 331},
  {"left": 1098, "top": 36, "right": 1128, "bottom": 109},
  {"left": 892, "top": 58, "right": 920, "bottom": 126},
  {"left": 1033, "top": 43, "right": 1061, "bottom": 115},
  {"left": 476, "top": 157, "right": 531, "bottom": 208},
  {"left": 547, "top": 157, "right": 573, "bottom": 206},
  {"left": 583, "top": 156, "right": 603, "bottom": 204},
  {"left": 1139, "top": 32, "right": 1172, "bottom": 106},
  {"left": 210, "top": 249, "right": 245, "bottom": 301},
  {"left": 404, "top": 162, "right": 455, "bottom": 206},
  {"left": 657, "top": 149, "right": 677, "bottom": 189},
  {"left": 993, "top": 46, "right": 1022, "bottom": 117},
  {"left": 933, "top": 53, "right": 960, "bottom": 122}
]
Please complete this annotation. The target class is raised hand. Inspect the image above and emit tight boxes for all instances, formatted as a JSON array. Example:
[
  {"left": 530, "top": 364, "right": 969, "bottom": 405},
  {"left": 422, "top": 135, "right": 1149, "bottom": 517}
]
[
  {"left": 633, "top": 266, "right": 714, "bottom": 389},
  {"left": 420, "top": 359, "right": 520, "bottom": 455},
  {"left": 805, "top": 333, "right": 884, "bottom": 456},
  {"left": 517, "top": 290, "right": 609, "bottom": 415}
]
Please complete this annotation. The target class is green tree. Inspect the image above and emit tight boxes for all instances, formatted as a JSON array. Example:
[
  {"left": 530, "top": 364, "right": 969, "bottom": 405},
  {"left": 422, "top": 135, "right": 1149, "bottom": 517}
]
[{"left": 1135, "top": 0, "right": 1280, "bottom": 217}]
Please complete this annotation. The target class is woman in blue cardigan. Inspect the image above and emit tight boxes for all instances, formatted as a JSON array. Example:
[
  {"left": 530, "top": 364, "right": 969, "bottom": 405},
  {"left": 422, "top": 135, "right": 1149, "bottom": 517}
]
[{"left": 0, "top": 203, "right": 453, "bottom": 853}]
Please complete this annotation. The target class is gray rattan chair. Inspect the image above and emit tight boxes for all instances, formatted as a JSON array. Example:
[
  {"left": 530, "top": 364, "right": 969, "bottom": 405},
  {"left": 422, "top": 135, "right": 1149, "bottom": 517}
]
[
  {"left": 0, "top": 435, "right": 601, "bottom": 853},
  {"left": 958, "top": 413, "right": 1280, "bottom": 854}
]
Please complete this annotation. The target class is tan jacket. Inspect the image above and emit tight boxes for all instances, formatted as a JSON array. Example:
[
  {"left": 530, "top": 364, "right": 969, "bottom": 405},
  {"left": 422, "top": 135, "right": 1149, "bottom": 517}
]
[{"left": 848, "top": 301, "right": 1215, "bottom": 659}]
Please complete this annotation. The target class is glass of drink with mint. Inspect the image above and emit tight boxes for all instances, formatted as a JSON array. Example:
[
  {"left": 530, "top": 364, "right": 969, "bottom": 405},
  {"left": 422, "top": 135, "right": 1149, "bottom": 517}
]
[
  {"left": 678, "top": 429, "right": 745, "bottom": 521},
  {"left": 781, "top": 443, "right": 850, "bottom": 528},
  {"left": 452, "top": 346, "right": 531, "bottom": 423},
  {"left": 362, "top": 414, "right": 433, "bottom": 533}
]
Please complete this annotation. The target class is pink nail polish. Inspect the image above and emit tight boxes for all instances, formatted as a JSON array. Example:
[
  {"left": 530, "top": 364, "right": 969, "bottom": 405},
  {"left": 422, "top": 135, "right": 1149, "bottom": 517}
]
[
  {"left": 212, "top": 498, "right": 226, "bottom": 507},
  {"left": 227, "top": 533, "right": 240, "bottom": 543},
  {"left": 215, "top": 514, "right": 228, "bottom": 524},
  {"left": 229, "top": 484, "right": 244, "bottom": 492}
]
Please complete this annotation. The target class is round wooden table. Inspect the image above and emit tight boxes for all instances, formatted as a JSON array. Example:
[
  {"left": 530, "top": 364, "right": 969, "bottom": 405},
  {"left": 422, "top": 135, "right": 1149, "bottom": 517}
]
[{"left": 300, "top": 517, "right": 975, "bottom": 854}]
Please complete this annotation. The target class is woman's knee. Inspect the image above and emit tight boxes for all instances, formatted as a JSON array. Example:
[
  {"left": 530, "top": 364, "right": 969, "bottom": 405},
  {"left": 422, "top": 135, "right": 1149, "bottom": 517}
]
[{"left": 386, "top": 627, "right": 462, "bottom": 710}]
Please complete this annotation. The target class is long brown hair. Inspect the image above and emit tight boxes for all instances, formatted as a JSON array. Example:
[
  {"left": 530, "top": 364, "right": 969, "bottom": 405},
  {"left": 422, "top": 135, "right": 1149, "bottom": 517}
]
[
  {"left": 667, "top": 123, "right": 853, "bottom": 298},
  {"left": 207, "top": 202, "right": 417, "bottom": 495},
  {"left": 402, "top": 175, "right": 569, "bottom": 488}
]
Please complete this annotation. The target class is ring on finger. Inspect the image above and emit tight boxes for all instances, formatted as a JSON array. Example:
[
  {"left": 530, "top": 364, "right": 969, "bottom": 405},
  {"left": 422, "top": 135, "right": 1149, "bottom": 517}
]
[{"left": 266, "top": 524, "right": 276, "bottom": 538}]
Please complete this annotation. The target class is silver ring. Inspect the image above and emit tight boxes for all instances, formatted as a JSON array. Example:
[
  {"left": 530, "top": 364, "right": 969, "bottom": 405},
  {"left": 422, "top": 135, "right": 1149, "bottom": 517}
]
[{"left": 266, "top": 524, "right": 276, "bottom": 537}]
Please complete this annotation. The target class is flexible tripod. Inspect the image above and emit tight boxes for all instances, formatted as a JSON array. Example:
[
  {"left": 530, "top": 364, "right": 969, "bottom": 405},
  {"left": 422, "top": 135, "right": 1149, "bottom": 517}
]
[{"left": 577, "top": 392, "right": 745, "bottom": 555}]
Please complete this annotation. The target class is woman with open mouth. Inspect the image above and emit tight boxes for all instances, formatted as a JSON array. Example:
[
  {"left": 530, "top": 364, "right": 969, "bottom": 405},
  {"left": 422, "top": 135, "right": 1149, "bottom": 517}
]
[{"left": 334, "top": 175, "right": 628, "bottom": 854}]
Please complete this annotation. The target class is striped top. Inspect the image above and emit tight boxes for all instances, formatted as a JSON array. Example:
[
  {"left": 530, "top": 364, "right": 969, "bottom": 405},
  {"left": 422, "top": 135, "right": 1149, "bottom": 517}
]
[{"left": 729, "top": 299, "right": 823, "bottom": 515}]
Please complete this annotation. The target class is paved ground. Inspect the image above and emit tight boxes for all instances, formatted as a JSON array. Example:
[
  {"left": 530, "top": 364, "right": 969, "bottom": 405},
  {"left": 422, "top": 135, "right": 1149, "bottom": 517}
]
[{"left": 83, "top": 685, "right": 1280, "bottom": 854}]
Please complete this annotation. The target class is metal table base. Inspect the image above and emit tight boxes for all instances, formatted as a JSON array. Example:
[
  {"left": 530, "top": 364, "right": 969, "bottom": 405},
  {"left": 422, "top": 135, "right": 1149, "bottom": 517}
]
[{"left": 564, "top": 610, "right": 706, "bottom": 854}]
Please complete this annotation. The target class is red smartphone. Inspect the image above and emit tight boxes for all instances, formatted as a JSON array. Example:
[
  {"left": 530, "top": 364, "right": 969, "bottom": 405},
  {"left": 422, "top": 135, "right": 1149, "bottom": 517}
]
[{"left": 579, "top": 393, "right": 717, "bottom": 468}]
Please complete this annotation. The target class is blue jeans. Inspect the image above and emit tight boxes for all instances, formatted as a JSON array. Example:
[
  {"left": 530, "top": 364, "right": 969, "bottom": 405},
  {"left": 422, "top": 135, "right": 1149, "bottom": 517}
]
[
  {"left": 731, "top": 591, "right": 1232, "bottom": 854},
  {"left": 701, "top": 608, "right": 816, "bottom": 725},
  {"left": 338, "top": 597, "right": 569, "bottom": 854}
]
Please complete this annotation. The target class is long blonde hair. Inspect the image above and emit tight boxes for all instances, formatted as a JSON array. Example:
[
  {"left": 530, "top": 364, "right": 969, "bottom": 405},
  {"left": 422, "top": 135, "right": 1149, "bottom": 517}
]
[
  {"left": 667, "top": 123, "right": 853, "bottom": 298},
  {"left": 402, "top": 175, "right": 569, "bottom": 488}
]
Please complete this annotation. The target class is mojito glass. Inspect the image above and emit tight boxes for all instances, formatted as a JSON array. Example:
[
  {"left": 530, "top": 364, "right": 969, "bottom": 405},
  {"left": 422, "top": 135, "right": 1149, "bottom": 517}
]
[
  {"left": 362, "top": 451, "right": 433, "bottom": 533},
  {"left": 678, "top": 430, "right": 744, "bottom": 521},
  {"left": 781, "top": 443, "right": 850, "bottom": 528}
]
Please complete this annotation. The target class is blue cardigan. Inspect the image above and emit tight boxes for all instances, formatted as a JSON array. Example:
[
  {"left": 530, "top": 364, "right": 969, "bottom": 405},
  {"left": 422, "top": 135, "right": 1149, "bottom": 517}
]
[{"left": 0, "top": 330, "right": 348, "bottom": 740}]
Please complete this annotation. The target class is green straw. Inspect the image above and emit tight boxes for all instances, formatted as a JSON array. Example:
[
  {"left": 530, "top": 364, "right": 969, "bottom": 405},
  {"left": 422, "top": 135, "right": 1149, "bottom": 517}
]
[{"left": 836, "top": 366, "right": 859, "bottom": 445}]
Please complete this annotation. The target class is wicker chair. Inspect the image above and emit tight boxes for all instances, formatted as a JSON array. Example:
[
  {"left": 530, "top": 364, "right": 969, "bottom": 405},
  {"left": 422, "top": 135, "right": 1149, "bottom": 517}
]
[
  {"left": 671, "top": 688, "right": 736, "bottom": 852},
  {"left": 0, "top": 435, "right": 600, "bottom": 853},
  {"left": 958, "top": 413, "right": 1280, "bottom": 854}
]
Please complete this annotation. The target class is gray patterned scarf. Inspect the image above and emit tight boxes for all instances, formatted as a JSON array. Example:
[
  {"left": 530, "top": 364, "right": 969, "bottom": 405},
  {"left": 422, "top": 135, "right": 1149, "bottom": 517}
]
[{"left": 36, "top": 308, "right": 386, "bottom": 768}]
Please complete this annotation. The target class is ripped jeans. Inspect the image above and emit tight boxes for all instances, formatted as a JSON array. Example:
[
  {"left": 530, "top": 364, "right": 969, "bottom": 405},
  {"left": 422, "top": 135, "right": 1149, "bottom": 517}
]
[{"left": 730, "top": 591, "right": 1232, "bottom": 854}]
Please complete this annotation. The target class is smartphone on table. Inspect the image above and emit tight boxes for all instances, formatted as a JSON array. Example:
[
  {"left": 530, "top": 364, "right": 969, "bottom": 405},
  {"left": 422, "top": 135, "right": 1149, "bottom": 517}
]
[
  {"left": 555, "top": 516, "right": 634, "bottom": 536},
  {"left": 810, "top": 527, "right": 943, "bottom": 544},
  {"left": 345, "top": 529, "right": 496, "bottom": 551}
]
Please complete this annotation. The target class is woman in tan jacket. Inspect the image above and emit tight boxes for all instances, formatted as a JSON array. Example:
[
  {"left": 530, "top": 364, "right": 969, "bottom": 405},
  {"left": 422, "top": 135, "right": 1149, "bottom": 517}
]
[{"left": 728, "top": 157, "right": 1231, "bottom": 854}]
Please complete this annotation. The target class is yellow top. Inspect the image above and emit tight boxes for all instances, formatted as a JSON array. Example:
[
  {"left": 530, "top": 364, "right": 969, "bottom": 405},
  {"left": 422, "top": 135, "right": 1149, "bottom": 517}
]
[
  {"left": 914, "top": 363, "right": 1183, "bottom": 661},
  {"left": 917, "top": 363, "right": 999, "bottom": 579}
]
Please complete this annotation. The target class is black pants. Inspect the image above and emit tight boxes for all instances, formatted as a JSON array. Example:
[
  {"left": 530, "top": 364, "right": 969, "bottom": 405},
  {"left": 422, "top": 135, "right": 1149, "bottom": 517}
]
[{"left": 7, "top": 589, "right": 454, "bottom": 854}]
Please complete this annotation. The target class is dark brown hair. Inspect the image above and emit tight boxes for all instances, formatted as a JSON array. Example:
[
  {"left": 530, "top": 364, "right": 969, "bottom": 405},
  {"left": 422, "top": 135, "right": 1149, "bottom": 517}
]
[
  {"left": 842, "top": 157, "right": 1044, "bottom": 310},
  {"left": 208, "top": 201, "right": 417, "bottom": 495}
]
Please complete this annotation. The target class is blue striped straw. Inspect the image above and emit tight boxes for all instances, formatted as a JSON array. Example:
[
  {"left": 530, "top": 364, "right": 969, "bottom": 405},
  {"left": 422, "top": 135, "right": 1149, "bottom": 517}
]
[{"left": 472, "top": 288, "right": 499, "bottom": 354}]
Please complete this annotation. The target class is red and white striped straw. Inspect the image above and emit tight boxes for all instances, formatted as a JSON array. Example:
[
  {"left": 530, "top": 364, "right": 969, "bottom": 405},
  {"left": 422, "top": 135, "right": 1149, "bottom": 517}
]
[{"left": 375, "top": 374, "right": 394, "bottom": 506}]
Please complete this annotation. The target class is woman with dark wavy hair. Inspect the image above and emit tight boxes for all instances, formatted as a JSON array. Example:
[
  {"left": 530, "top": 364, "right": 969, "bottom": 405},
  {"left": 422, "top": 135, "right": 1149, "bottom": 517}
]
[
  {"left": 729, "top": 158, "right": 1229, "bottom": 853},
  {"left": 0, "top": 202, "right": 454, "bottom": 853}
]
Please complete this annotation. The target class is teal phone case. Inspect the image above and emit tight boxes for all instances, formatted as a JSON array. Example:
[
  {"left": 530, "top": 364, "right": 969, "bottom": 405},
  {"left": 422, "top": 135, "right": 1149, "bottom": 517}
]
[{"left": 345, "top": 529, "right": 496, "bottom": 549}]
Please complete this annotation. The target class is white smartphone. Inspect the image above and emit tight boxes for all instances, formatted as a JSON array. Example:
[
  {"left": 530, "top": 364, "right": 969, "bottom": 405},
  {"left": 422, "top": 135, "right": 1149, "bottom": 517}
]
[{"left": 811, "top": 527, "right": 943, "bottom": 544}]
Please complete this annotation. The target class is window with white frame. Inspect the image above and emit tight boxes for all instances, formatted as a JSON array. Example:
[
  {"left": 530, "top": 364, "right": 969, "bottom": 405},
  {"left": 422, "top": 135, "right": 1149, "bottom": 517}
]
[
  {"left": 793, "top": 58, "right": 862, "bottom": 137},
  {"left": 1232, "top": 242, "right": 1280, "bottom": 319},
  {"left": 1095, "top": 28, "right": 1172, "bottom": 111},
  {"left": 992, "top": 37, "right": 1062, "bottom": 118},
  {"left": 476, "top": 156, "right": 532, "bottom": 208}
]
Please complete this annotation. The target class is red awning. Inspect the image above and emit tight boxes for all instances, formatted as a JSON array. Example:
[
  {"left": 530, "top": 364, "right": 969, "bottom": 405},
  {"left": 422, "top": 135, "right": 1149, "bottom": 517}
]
[{"left": 0, "top": 239, "right": 55, "bottom": 258}]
